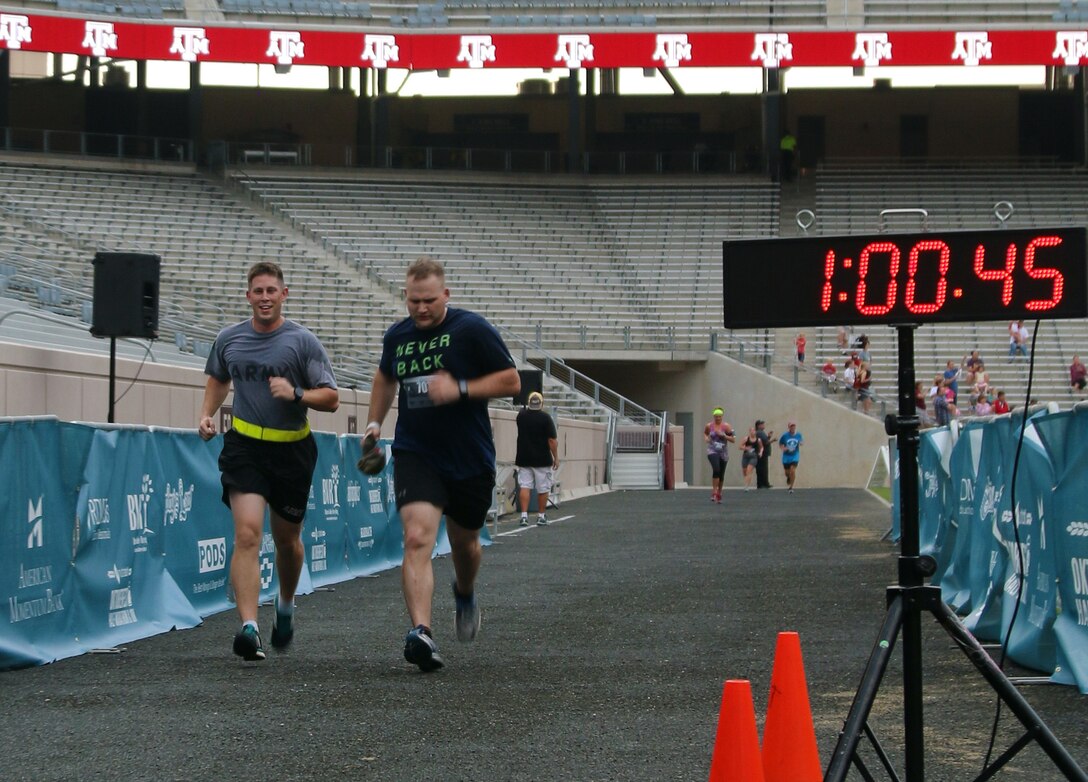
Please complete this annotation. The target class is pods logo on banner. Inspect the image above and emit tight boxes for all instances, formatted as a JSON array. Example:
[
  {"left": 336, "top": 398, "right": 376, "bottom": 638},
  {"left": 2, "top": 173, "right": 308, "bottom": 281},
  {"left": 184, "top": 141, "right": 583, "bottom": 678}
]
[
  {"left": 361, "top": 34, "right": 398, "bottom": 68},
  {"left": 852, "top": 33, "right": 892, "bottom": 67},
  {"left": 1054, "top": 32, "right": 1088, "bottom": 66},
  {"left": 952, "top": 32, "right": 991, "bottom": 66},
  {"left": 163, "top": 479, "right": 194, "bottom": 526},
  {"left": 0, "top": 14, "right": 31, "bottom": 49},
  {"left": 127, "top": 474, "right": 155, "bottom": 554},
  {"left": 555, "top": 35, "right": 593, "bottom": 69},
  {"left": 751, "top": 33, "right": 792, "bottom": 68},
  {"left": 358, "top": 525, "right": 374, "bottom": 551},
  {"left": 197, "top": 538, "right": 227, "bottom": 574},
  {"left": 26, "top": 497, "right": 43, "bottom": 549},
  {"left": 457, "top": 35, "right": 496, "bottom": 69},
  {"left": 82, "top": 21, "right": 117, "bottom": 58},
  {"left": 653, "top": 34, "right": 691, "bottom": 68},
  {"left": 87, "top": 497, "right": 111, "bottom": 541}
]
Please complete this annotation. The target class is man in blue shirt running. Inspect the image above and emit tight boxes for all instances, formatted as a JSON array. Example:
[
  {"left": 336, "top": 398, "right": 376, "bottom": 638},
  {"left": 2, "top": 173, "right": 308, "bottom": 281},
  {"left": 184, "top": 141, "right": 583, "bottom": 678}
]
[{"left": 778, "top": 421, "right": 803, "bottom": 494}]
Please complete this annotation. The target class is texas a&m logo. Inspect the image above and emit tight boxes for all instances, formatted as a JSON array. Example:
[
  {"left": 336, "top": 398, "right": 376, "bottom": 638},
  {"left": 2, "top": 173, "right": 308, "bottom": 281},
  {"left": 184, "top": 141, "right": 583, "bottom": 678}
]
[
  {"left": 952, "top": 32, "right": 991, "bottom": 66},
  {"left": 555, "top": 34, "right": 593, "bottom": 69},
  {"left": 267, "top": 30, "right": 304, "bottom": 65},
  {"left": 652, "top": 34, "right": 691, "bottom": 68},
  {"left": 82, "top": 22, "right": 118, "bottom": 58},
  {"left": 170, "top": 27, "right": 210, "bottom": 62},
  {"left": 0, "top": 14, "right": 31, "bottom": 49},
  {"left": 1053, "top": 31, "right": 1088, "bottom": 66},
  {"left": 457, "top": 35, "right": 496, "bottom": 69},
  {"left": 852, "top": 33, "right": 892, "bottom": 67},
  {"left": 361, "top": 34, "right": 399, "bottom": 68},
  {"left": 751, "top": 33, "right": 792, "bottom": 68}
]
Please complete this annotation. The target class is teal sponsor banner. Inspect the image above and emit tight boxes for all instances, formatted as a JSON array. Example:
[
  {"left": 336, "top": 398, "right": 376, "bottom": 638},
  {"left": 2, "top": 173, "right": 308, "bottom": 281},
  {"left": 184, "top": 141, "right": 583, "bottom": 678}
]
[
  {"left": 997, "top": 418, "right": 1059, "bottom": 675},
  {"left": 918, "top": 428, "right": 953, "bottom": 572},
  {"left": 0, "top": 419, "right": 80, "bottom": 669},
  {"left": 304, "top": 432, "right": 352, "bottom": 587},
  {"left": 69, "top": 428, "right": 201, "bottom": 652},
  {"left": 941, "top": 422, "right": 985, "bottom": 613},
  {"left": 157, "top": 430, "right": 234, "bottom": 617},
  {"left": 344, "top": 438, "right": 402, "bottom": 577},
  {"left": 1034, "top": 410, "right": 1088, "bottom": 692},
  {"left": 889, "top": 439, "right": 900, "bottom": 543}
]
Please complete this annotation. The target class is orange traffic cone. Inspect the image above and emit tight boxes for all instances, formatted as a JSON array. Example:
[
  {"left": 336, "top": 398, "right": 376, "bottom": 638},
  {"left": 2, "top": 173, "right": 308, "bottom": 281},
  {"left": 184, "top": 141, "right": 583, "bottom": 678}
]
[
  {"left": 761, "top": 632, "right": 822, "bottom": 782},
  {"left": 709, "top": 680, "right": 766, "bottom": 782}
]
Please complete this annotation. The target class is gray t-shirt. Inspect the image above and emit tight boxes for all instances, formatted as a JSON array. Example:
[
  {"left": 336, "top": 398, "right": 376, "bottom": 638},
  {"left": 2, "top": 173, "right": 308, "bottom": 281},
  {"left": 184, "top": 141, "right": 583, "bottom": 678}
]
[{"left": 205, "top": 319, "right": 337, "bottom": 431}]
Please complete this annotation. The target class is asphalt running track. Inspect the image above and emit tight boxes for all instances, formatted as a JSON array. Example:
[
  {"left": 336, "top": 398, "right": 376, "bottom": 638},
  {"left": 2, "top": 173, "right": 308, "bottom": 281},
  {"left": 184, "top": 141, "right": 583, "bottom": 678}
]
[{"left": 2, "top": 489, "right": 1085, "bottom": 782}]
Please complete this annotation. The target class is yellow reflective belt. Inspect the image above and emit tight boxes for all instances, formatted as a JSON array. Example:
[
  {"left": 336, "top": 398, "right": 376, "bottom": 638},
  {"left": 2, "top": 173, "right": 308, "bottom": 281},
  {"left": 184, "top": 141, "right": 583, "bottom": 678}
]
[{"left": 232, "top": 417, "right": 311, "bottom": 443}]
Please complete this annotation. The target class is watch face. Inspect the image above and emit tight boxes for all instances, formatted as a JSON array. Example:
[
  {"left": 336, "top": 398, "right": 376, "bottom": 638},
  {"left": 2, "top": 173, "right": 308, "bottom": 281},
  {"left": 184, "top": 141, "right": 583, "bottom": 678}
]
[{"left": 723, "top": 227, "right": 1088, "bottom": 328}]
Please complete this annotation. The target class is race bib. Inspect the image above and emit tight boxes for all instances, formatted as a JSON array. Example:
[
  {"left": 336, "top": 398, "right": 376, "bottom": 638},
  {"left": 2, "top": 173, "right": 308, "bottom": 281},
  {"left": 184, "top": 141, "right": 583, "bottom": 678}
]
[{"left": 401, "top": 376, "right": 436, "bottom": 409}]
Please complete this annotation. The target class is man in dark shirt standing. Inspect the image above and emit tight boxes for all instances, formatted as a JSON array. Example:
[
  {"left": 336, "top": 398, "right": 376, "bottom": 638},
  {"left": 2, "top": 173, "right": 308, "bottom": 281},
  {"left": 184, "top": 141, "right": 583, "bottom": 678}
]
[
  {"left": 515, "top": 391, "right": 559, "bottom": 527},
  {"left": 755, "top": 419, "right": 773, "bottom": 489}
]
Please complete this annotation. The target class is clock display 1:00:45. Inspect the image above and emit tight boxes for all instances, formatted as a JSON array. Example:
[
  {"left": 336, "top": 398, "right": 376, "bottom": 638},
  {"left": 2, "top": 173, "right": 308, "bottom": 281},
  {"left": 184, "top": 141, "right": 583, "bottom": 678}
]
[{"left": 721, "top": 227, "right": 1088, "bottom": 329}]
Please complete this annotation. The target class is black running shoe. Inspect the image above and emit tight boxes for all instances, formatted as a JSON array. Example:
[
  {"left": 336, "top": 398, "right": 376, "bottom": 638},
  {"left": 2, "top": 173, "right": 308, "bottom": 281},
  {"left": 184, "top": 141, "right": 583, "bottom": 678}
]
[
  {"left": 270, "top": 607, "right": 294, "bottom": 650},
  {"left": 452, "top": 583, "right": 481, "bottom": 642},
  {"left": 233, "top": 625, "right": 266, "bottom": 661},
  {"left": 404, "top": 625, "right": 444, "bottom": 672}
]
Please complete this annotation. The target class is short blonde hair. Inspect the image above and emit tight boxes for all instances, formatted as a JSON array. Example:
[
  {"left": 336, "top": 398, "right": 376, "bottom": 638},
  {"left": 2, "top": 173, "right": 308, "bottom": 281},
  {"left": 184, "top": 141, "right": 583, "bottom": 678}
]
[{"left": 407, "top": 255, "right": 445, "bottom": 283}]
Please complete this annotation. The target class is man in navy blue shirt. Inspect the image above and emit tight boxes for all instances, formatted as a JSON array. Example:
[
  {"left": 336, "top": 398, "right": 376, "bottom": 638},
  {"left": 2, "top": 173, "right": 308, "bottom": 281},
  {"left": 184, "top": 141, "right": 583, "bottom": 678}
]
[{"left": 364, "top": 256, "right": 520, "bottom": 671}]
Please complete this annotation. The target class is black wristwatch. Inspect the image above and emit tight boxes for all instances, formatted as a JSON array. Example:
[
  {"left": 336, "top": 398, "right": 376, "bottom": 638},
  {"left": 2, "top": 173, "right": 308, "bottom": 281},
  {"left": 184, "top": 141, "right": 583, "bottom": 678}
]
[
  {"left": 294, "top": 386, "right": 305, "bottom": 403},
  {"left": 458, "top": 378, "right": 469, "bottom": 401}
]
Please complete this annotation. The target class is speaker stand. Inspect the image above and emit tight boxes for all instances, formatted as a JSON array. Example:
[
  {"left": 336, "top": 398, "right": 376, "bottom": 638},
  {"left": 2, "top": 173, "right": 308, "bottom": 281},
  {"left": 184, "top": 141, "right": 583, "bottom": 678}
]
[{"left": 108, "top": 336, "right": 116, "bottom": 424}]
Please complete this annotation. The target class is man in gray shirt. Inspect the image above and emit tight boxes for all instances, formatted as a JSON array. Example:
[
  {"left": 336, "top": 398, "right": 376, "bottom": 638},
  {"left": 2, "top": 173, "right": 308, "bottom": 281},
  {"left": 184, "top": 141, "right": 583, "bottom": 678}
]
[{"left": 199, "top": 261, "right": 339, "bottom": 661}]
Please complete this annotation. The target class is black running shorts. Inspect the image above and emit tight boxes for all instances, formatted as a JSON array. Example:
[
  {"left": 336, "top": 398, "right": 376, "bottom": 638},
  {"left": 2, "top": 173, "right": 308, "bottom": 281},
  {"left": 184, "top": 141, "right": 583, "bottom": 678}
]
[
  {"left": 392, "top": 448, "right": 495, "bottom": 531},
  {"left": 218, "top": 428, "right": 318, "bottom": 524}
]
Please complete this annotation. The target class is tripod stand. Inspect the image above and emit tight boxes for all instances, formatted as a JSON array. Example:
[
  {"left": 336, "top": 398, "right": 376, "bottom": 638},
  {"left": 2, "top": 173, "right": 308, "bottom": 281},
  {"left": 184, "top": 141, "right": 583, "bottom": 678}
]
[{"left": 823, "top": 324, "right": 1087, "bottom": 782}]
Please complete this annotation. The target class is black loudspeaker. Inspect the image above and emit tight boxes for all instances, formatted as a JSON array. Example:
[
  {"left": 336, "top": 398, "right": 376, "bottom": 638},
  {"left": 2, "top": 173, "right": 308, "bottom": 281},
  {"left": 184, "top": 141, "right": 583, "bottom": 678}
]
[
  {"left": 514, "top": 369, "right": 543, "bottom": 406},
  {"left": 91, "top": 252, "right": 160, "bottom": 338}
]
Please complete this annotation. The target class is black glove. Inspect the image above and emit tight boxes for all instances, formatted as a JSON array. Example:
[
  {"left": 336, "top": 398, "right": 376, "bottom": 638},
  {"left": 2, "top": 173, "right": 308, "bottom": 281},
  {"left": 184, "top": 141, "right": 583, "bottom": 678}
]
[{"left": 357, "top": 433, "right": 386, "bottom": 475}]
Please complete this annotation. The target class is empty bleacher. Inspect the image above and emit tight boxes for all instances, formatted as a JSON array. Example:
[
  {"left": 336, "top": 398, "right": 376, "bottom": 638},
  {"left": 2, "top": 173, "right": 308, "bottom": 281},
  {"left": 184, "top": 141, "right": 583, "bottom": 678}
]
[{"left": 233, "top": 171, "right": 780, "bottom": 355}]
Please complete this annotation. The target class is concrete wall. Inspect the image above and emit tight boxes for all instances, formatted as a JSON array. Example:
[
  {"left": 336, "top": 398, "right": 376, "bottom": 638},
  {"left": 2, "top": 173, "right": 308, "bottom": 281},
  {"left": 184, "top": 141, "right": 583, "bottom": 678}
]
[{"left": 571, "top": 354, "right": 887, "bottom": 488}]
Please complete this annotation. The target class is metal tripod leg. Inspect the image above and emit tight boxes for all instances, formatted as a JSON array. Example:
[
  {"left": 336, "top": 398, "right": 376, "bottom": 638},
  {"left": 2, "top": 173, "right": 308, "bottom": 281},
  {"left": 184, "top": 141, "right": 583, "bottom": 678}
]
[
  {"left": 824, "top": 594, "right": 905, "bottom": 782},
  {"left": 930, "top": 600, "right": 1088, "bottom": 782}
]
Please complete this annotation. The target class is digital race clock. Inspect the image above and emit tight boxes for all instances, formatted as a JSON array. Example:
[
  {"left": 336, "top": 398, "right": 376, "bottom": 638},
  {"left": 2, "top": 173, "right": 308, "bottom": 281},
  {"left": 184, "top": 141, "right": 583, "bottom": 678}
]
[{"left": 722, "top": 227, "right": 1088, "bottom": 329}]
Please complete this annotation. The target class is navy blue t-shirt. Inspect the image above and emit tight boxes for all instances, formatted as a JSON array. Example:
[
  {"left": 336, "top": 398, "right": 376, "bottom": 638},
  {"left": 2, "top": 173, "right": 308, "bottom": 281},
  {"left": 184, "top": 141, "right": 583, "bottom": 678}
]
[{"left": 378, "top": 307, "right": 515, "bottom": 479}]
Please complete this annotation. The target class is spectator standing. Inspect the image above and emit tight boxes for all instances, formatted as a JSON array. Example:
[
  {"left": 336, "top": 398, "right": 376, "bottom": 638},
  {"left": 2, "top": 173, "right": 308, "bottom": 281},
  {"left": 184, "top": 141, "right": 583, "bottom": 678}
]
[
  {"left": 914, "top": 381, "right": 931, "bottom": 426},
  {"left": 794, "top": 332, "right": 807, "bottom": 364},
  {"left": 778, "top": 421, "right": 803, "bottom": 493},
  {"left": 1070, "top": 355, "right": 1087, "bottom": 393},
  {"left": 993, "top": 389, "right": 1010, "bottom": 415},
  {"left": 755, "top": 419, "right": 773, "bottom": 489},
  {"left": 515, "top": 391, "right": 559, "bottom": 527},
  {"left": 855, "top": 361, "right": 874, "bottom": 414}
]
